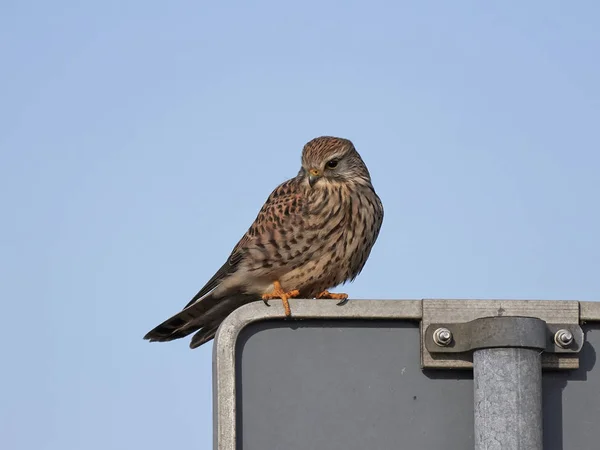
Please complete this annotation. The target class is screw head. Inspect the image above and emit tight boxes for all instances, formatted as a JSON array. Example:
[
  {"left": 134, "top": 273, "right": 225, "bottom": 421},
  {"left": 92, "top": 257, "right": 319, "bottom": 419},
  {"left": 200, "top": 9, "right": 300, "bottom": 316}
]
[
  {"left": 554, "top": 329, "right": 574, "bottom": 348},
  {"left": 433, "top": 327, "right": 453, "bottom": 347}
]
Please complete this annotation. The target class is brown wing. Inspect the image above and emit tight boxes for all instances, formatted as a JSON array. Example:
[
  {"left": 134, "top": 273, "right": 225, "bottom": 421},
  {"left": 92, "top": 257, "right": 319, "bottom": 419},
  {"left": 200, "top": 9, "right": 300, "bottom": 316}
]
[
  {"left": 183, "top": 234, "right": 250, "bottom": 308},
  {"left": 184, "top": 178, "right": 304, "bottom": 308}
]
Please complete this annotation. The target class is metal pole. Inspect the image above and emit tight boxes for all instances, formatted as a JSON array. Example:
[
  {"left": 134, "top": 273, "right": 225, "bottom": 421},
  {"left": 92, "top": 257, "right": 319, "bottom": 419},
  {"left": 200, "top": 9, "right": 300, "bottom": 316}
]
[{"left": 473, "top": 347, "right": 543, "bottom": 450}]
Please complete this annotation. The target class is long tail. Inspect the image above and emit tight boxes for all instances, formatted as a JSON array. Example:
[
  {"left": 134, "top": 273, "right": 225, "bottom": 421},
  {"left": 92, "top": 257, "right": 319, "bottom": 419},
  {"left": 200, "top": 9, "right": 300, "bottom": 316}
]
[{"left": 144, "top": 293, "right": 258, "bottom": 349}]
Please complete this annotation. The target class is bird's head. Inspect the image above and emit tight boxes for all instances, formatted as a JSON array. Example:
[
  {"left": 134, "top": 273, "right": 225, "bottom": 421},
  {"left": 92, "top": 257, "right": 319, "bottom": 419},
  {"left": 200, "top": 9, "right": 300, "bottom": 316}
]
[{"left": 299, "top": 136, "right": 371, "bottom": 188}]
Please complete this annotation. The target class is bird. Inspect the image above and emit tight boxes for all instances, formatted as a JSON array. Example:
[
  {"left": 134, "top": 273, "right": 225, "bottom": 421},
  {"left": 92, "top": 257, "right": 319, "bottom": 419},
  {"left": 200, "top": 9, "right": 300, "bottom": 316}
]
[{"left": 144, "top": 136, "right": 384, "bottom": 349}]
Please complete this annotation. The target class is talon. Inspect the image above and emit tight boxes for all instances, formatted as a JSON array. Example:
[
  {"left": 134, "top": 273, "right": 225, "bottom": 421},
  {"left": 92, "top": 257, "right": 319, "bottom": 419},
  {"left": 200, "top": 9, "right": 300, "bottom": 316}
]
[
  {"left": 316, "top": 290, "right": 348, "bottom": 301},
  {"left": 262, "top": 281, "right": 300, "bottom": 317}
]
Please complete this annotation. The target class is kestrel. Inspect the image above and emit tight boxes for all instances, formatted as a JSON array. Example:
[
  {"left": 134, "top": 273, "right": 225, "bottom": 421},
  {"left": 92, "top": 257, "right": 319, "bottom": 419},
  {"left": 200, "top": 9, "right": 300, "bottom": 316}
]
[{"left": 144, "top": 136, "right": 384, "bottom": 349}]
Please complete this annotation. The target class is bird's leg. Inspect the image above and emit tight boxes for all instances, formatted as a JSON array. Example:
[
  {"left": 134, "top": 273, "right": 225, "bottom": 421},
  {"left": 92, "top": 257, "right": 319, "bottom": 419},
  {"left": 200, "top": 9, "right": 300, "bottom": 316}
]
[
  {"left": 262, "top": 280, "right": 300, "bottom": 317},
  {"left": 316, "top": 290, "right": 349, "bottom": 301}
]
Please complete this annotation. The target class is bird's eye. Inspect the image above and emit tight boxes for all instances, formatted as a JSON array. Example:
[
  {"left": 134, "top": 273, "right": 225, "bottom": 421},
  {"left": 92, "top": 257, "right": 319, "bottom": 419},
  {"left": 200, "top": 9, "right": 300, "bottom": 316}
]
[{"left": 326, "top": 159, "right": 339, "bottom": 169}]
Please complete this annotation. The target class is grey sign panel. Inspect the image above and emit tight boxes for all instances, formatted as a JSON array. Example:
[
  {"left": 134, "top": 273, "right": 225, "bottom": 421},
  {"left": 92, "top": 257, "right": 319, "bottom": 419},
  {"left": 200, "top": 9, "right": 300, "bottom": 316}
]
[{"left": 213, "top": 300, "right": 600, "bottom": 450}]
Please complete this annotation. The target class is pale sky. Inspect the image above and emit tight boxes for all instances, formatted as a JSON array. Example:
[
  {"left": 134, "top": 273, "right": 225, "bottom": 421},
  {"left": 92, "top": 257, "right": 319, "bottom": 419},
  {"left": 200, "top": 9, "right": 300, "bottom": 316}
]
[{"left": 1, "top": 1, "right": 599, "bottom": 449}]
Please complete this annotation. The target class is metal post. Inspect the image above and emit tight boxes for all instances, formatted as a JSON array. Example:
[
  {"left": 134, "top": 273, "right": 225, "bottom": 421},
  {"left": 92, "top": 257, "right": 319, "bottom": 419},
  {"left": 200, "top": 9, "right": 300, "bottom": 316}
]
[
  {"left": 425, "top": 314, "right": 583, "bottom": 450},
  {"left": 473, "top": 347, "right": 543, "bottom": 450}
]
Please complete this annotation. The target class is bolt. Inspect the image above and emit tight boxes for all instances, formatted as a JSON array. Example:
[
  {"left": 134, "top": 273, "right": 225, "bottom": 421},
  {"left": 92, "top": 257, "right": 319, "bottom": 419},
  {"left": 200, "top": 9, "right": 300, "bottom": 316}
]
[
  {"left": 433, "top": 327, "right": 453, "bottom": 347},
  {"left": 554, "top": 329, "right": 574, "bottom": 348}
]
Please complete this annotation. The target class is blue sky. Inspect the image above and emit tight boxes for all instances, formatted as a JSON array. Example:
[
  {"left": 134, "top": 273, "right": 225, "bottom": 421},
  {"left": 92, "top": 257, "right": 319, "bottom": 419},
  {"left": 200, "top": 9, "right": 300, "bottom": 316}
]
[{"left": 1, "top": 1, "right": 599, "bottom": 449}]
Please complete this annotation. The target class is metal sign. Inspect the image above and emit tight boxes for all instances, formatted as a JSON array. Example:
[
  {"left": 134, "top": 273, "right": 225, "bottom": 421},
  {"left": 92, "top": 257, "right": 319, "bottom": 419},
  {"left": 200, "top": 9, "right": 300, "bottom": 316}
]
[{"left": 212, "top": 299, "right": 600, "bottom": 450}]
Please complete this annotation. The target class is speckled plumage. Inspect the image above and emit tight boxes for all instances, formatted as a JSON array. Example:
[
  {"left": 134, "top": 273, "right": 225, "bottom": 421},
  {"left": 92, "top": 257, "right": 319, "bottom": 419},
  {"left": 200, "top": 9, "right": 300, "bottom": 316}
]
[{"left": 144, "top": 136, "right": 384, "bottom": 348}]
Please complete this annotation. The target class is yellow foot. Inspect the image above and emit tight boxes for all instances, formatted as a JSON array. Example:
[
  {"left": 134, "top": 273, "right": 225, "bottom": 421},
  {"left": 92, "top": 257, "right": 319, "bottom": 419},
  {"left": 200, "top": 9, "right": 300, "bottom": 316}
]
[
  {"left": 262, "top": 280, "right": 300, "bottom": 317},
  {"left": 316, "top": 290, "right": 349, "bottom": 301}
]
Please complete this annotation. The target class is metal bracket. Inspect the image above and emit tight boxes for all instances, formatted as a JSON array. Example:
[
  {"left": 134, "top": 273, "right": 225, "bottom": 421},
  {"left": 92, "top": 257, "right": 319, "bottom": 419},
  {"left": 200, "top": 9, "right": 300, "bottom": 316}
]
[
  {"left": 421, "top": 299, "right": 583, "bottom": 370},
  {"left": 425, "top": 317, "right": 584, "bottom": 354}
]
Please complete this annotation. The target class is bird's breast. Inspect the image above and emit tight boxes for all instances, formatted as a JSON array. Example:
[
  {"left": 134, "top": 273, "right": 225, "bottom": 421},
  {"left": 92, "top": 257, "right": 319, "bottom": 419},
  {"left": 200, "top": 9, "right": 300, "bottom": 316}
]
[{"left": 277, "top": 184, "right": 382, "bottom": 296}]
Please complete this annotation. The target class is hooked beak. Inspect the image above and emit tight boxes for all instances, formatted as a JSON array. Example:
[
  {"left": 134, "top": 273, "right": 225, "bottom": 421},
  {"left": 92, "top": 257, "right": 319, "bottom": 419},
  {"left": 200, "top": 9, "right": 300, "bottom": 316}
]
[{"left": 308, "top": 169, "right": 321, "bottom": 187}]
